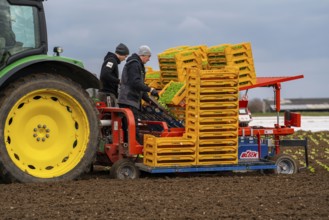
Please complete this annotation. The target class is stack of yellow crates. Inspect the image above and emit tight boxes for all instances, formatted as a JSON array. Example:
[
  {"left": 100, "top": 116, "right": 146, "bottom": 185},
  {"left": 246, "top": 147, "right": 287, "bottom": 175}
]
[
  {"left": 143, "top": 67, "right": 240, "bottom": 167},
  {"left": 207, "top": 42, "right": 256, "bottom": 86},
  {"left": 158, "top": 47, "right": 203, "bottom": 86},
  {"left": 185, "top": 67, "right": 240, "bottom": 165},
  {"left": 143, "top": 134, "right": 196, "bottom": 167}
]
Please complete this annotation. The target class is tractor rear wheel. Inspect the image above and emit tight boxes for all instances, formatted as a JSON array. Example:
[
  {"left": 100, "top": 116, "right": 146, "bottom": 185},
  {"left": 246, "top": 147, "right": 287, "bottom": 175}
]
[
  {"left": 110, "top": 159, "right": 140, "bottom": 179},
  {"left": 0, "top": 73, "right": 99, "bottom": 183}
]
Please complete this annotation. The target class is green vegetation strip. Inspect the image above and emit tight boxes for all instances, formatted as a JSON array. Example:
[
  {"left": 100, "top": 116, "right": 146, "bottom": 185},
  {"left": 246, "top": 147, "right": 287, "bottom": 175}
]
[
  {"left": 146, "top": 72, "right": 160, "bottom": 79},
  {"left": 284, "top": 130, "right": 329, "bottom": 173},
  {"left": 159, "top": 82, "right": 184, "bottom": 104}
]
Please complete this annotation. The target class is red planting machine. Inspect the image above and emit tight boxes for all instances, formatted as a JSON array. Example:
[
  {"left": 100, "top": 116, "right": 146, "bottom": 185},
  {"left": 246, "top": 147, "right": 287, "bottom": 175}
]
[{"left": 95, "top": 74, "right": 308, "bottom": 179}]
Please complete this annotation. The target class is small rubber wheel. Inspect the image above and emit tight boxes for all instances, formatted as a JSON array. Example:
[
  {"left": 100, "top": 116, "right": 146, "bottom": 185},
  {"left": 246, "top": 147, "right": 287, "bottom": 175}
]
[
  {"left": 110, "top": 159, "right": 140, "bottom": 179},
  {"left": 273, "top": 154, "right": 298, "bottom": 174}
]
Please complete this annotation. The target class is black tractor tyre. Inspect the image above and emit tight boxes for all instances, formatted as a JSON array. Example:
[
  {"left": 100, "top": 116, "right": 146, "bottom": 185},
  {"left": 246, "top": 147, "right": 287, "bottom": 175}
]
[
  {"left": 270, "top": 154, "right": 298, "bottom": 175},
  {"left": 0, "top": 73, "right": 99, "bottom": 183},
  {"left": 110, "top": 159, "right": 140, "bottom": 180}
]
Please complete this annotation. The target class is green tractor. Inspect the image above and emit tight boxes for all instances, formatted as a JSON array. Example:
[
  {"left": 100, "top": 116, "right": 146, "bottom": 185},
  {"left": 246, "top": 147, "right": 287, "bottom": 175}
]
[{"left": 0, "top": 0, "right": 100, "bottom": 183}]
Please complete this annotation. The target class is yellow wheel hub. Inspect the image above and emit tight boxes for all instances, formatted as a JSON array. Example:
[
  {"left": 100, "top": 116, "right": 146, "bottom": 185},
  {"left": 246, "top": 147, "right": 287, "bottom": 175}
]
[{"left": 4, "top": 89, "right": 90, "bottom": 178}]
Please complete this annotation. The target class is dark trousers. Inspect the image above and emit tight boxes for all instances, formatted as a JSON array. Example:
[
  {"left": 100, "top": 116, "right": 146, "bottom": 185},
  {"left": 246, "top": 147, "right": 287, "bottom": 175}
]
[{"left": 118, "top": 104, "right": 142, "bottom": 144}]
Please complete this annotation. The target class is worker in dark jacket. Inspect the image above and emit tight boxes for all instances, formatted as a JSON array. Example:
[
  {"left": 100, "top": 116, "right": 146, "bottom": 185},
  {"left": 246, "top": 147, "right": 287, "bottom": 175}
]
[
  {"left": 98, "top": 43, "right": 129, "bottom": 106},
  {"left": 118, "top": 45, "right": 159, "bottom": 144}
]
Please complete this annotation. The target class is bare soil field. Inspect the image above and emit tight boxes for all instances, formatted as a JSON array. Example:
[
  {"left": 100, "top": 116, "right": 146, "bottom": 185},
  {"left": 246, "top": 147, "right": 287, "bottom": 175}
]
[{"left": 0, "top": 130, "right": 328, "bottom": 220}]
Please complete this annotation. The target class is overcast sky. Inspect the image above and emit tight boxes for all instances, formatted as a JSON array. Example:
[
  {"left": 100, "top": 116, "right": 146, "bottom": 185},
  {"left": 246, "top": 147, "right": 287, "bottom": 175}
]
[{"left": 43, "top": 0, "right": 329, "bottom": 100}]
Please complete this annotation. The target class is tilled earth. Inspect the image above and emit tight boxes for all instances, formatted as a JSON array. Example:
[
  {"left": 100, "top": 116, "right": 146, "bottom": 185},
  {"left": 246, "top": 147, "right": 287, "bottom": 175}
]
[{"left": 0, "top": 131, "right": 328, "bottom": 220}]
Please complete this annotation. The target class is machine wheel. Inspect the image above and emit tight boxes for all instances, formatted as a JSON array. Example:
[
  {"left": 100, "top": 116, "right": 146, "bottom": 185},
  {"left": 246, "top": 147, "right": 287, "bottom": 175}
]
[
  {"left": 110, "top": 159, "right": 140, "bottom": 179},
  {"left": 272, "top": 154, "right": 298, "bottom": 174},
  {"left": 0, "top": 73, "right": 99, "bottom": 183}
]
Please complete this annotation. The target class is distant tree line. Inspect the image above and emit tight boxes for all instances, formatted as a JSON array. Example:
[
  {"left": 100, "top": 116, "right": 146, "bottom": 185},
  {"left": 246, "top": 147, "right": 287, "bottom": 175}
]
[{"left": 248, "top": 98, "right": 264, "bottom": 113}]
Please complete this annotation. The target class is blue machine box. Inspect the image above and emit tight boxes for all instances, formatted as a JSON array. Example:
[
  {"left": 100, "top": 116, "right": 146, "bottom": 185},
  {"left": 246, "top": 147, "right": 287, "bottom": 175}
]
[{"left": 238, "top": 137, "right": 269, "bottom": 160}]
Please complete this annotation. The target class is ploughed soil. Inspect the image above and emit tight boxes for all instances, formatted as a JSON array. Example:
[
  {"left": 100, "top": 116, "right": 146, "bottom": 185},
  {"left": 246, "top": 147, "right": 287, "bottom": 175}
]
[{"left": 0, "top": 131, "right": 328, "bottom": 220}]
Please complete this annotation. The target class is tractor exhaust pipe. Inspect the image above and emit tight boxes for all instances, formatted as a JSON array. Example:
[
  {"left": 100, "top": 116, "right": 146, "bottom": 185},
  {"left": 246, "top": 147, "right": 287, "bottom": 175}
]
[{"left": 100, "top": 120, "right": 111, "bottom": 126}]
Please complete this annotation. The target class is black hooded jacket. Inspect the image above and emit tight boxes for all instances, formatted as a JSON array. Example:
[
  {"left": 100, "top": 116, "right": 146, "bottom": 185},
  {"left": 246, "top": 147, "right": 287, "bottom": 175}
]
[
  {"left": 99, "top": 52, "right": 121, "bottom": 97},
  {"left": 118, "top": 53, "right": 152, "bottom": 109}
]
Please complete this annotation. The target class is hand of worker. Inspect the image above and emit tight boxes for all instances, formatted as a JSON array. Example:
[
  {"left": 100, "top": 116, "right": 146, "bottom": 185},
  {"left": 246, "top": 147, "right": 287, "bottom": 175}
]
[{"left": 150, "top": 88, "right": 159, "bottom": 99}]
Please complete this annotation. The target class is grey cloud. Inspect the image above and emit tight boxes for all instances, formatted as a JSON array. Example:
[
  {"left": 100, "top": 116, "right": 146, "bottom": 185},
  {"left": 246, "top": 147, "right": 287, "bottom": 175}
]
[{"left": 44, "top": 0, "right": 329, "bottom": 99}]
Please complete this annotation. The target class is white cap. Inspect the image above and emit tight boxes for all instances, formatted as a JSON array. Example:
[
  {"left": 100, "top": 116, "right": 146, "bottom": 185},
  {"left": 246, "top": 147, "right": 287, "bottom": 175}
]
[{"left": 138, "top": 45, "right": 151, "bottom": 56}]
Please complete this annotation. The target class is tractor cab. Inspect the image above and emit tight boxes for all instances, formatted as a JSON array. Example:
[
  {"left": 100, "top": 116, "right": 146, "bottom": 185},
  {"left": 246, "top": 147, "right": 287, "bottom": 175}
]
[
  {"left": 0, "top": 0, "right": 101, "bottom": 183},
  {"left": 0, "top": 0, "right": 47, "bottom": 69}
]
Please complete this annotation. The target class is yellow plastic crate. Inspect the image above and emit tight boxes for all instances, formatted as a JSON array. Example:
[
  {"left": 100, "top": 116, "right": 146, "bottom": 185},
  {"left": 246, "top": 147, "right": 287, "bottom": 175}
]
[
  {"left": 199, "top": 69, "right": 239, "bottom": 79},
  {"left": 198, "top": 116, "right": 238, "bottom": 125},
  {"left": 186, "top": 90, "right": 239, "bottom": 105},
  {"left": 197, "top": 146, "right": 237, "bottom": 154},
  {"left": 225, "top": 42, "right": 251, "bottom": 55},
  {"left": 144, "top": 152, "right": 196, "bottom": 160},
  {"left": 186, "top": 127, "right": 238, "bottom": 137},
  {"left": 167, "top": 45, "right": 190, "bottom": 51},
  {"left": 159, "top": 64, "right": 177, "bottom": 71},
  {"left": 193, "top": 94, "right": 239, "bottom": 103},
  {"left": 207, "top": 58, "right": 227, "bottom": 64},
  {"left": 190, "top": 124, "right": 238, "bottom": 132},
  {"left": 239, "top": 66, "right": 256, "bottom": 75},
  {"left": 159, "top": 61, "right": 176, "bottom": 66},
  {"left": 226, "top": 50, "right": 253, "bottom": 62},
  {"left": 188, "top": 45, "right": 208, "bottom": 53},
  {"left": 160, "top": 71, "right": 178, "bottom": 79},
  {"left": 196, "top": 154, "right": 238, "bottom": 165},
  {"left": 188, "top": 67, "right": 239, "bottom": 79},
  {"left": 144, "top": 155, "right": 196, "bottom": 167},
  {"left": 187, "top": 102, "right": 238, "bottom": 111},
  {"left": 145, "top": 71, "right": 161, "bottom": 79},
  {"left": 171, "top": 86, "right": 186, "bottom": 105},
  {"left": 176, "top": 50, "right": 197, "bottom": 61},
  {"left": 200, "top": 110, "right": 238, "bottom": 117},
  {"left": 187, "top": 86, "right": 239, "bottom": 95},
  {"left": 199, "top": 102, "right": 238, "bottom": 110},
  {"left": 199, "top": 79, "right": 239, "bottom": 88},
  {"left": 239, "top": 81, "right": 254, "bottom": 86},
  {"left": 160, "top": 79, "right": 174, "bottom": 87},
  {"left": 185, "top": 118, "right": 238, "bottom": 129},
  {"left": 158, "top": 51, "right": 179, "bottom": 62},
  {"left": 175, "top": 50, "right": 201, "bottom": 62},
  {"left": 206, "top": 44, "right": 230, "bottom": 56},
  {"left": 160, "top": 70, "right": 177, "bottom": 75},
  {"left": 144, "top": 135, "right": 196, "bottom": 148},
  {"left": 143, "top": 134, "right": 197, "bottom": 167},
  {"left": 227, "top": 58, "right": 254, "bottom": 69},
  {"left": 239, "top": 72, "right": 257, "bottom": 86},
  {"left": 159, "top": 81, "right": 186, "bottom": 105},
  {"left": 198, "top": 132, "right": 238, "bottom": 139},
  {"left": 188, "top": 45, "right": 208, "bottom": 59},
  {"left": 239, "top": 79, "right": 256, "bottom": 86},
  {"left": 200, "top": 88, "right": 239, "bottom": 95},
  {"left": 148, "top": 80, "right": 163, "bottom": 90},
  {"left": 198, "top": 139, "right": 238, "bottom": 147},
  {"left": 239, "top": 71, "right": 256, "bottom": 79},
  {"left": 144, "top": 146, "right": 195, "bottom": 154}
]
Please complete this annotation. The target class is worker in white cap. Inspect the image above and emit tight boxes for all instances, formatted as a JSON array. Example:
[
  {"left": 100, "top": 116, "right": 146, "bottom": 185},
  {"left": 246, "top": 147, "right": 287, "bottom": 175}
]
[{"left": 118, "top": 45, "right": 158, "bottom": 144}]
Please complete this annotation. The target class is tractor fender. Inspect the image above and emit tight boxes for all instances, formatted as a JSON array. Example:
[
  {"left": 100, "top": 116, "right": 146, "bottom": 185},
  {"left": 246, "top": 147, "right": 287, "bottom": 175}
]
[{"left": 0, "top": 58, "right": 100, "bottom": 90}]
